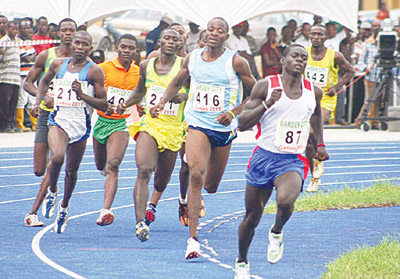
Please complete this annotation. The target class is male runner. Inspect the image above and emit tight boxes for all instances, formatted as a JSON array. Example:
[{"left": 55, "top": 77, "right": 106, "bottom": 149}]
[
  {"left": 93, "top": 34, "right": 140, "bottom": 226},
  {"left": 304, "top": 24, "right": 354, "bottom": 192},
  {"left": 234, "top": 44, "right": 329, "bottom": 278},
  {"left": 23, "top": 18, "right": 76, "bottom": 227},
  {"left": 151, "top": 17, "right": 256, "bottom": 260},
  {"left": 31, "top": 31, "right": 108, "bottom": 233},
  {"left": 119, "top": 28, "right": 187, "bottom": 242}
]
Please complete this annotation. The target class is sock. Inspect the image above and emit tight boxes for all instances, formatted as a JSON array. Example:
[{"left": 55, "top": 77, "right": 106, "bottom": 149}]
[{"left": 179, "top": 195, "right": 187, "bottom": 204}]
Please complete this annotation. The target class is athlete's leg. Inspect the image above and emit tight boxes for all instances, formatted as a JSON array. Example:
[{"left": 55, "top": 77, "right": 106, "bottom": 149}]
[
  {"left": 149, "top": 149, "right": 178, "bottom": 206},
  {"left": 185, "top": 129, "right": 211, "bottom": 238},
  {"left": 238, "top": 184, "right": 272, "bottom": 263},
  {"left": 203, "top": 143, "right": 232, "bottom": 193},
  {"left": 178, "top": 143, "right": 189, "bottom": 200},
  {"left": 102, "top": 131, "right": 129, "bottom": 209},
  {"left": 93, "top": 136, "right": 107, "bottom": 172},
  {"left": 272, "top": 172, "right": 302, "bottom": 233},
  {"left": 29, "top": 164, "right": 51, "bottom": 214},
  {"left": 33, "top": 109, "right": 50, "bottom": 176},
  {"left": 47, "top": 126, "right": 69, "bottom": 193},
  {"left": 61, "top": 139, "right": 87, "bottom": 208},
  {"left": 134, "top": 132, "right": 158, "bottom": 222}
]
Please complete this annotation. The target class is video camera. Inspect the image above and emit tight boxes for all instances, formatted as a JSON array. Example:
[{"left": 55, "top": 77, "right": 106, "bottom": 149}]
[{"left": 377, "top": 18, "right": 397, "bottom": 68}]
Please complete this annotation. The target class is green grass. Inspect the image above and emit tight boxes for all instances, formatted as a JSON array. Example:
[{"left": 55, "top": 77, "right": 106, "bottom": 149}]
[
  {"left": 263, "top": 181, "right": 400, "bottom": 214},
  {"left": 322, "top": 236, "right": 400, "bottom": 279}
]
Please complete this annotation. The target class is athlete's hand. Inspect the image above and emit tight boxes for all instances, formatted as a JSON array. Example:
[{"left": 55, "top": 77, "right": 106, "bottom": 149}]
[
  {"left": 326, "top": 86, "right": 338, "bottom": 97},
  {"left": 31, "top": 104, "right": 41, "bottom": 118},
  {"left": 215, "top": 111, "right": 234, "bottom": 126},
  {"left": 72, "top": 79, "right": 83, "bottom": 97},
  {"left": 265, "top": 88, "right": 282, "bottom": 107},
  {"left": 43, "top": 95, "right": 54, "bottom": 109},
  {"left": 116, "top": 103, "right": 127, "bottom": 115},
  {"left": 150, "top": 103, "right": 164, "bottom": 118},
  {"left": 315, "top": 146, "right": 329, "bottom": 162},
  {"left": 137, "top": 104, "right": 146, "bottom": 117},
  {"left": 170, "top": 93, "right": 188, "bottom": 104},
  {"left": 105, "top": 104, "right": 116, "bottom": 115}
]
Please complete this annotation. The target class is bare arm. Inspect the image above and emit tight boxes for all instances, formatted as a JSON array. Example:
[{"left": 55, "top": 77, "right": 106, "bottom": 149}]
[
  {"left": 23, "top": 50, "right": 48, "bottom": 96},
  {"left": 124, "top": 60, "right": 148, "bottom": 107},
  {"left": 326, "top": 51, "right": 355, "bottom": 96},
  {"left": 78, "top": 64, "right": 108, "bottom": 112},
  {"left": 310, "top": 85, "right": 329, "bottom": 161}
]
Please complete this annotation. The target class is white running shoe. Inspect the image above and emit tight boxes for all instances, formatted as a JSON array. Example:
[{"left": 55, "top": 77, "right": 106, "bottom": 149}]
[
  {"left": 136, "top": 219, "right": 150, "bottom": 242},
  {"left": 55, "top": 200, "right": 68, "bottom": 234},
  {"left": 96, "top": 209, "right": 114, "bottom": 226},
  {"left": 234, "top": 259, "right": 250, "bottom": 279},
  {"left": 42, "top": 188, "right": 58, "bottom": 218},
  {"left": 306, "top": 178, "right": 321, "bottom": 192},
  {"left": 313, "top": 159, "right": 324, "bottom": 179},
  {"left": 24, "top": 213, "right": 44, "bottom": 227},
  {"left": 267, "top": 225, "right": 284, "bottom": 264},
  {"left": 185, "top": 237, "right": 201, "bottom": 260}
]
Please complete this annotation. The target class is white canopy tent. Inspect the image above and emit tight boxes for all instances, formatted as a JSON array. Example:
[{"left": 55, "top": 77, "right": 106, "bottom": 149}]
[{"left": 1, "top": 0, "right": 359, "bottom": 31}]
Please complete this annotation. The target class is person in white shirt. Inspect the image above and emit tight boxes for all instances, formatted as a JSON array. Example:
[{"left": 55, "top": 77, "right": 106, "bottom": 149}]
[
  {"left": 294, "top": 22, "right": 311, "bottom": 48},
  {"left": 186, "top": 22, "right": 201, "bottom": 53}
]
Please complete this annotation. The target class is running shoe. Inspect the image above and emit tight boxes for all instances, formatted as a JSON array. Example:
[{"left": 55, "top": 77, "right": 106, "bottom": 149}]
[
  {"left": 55, "top": 201, "right": 68, "bottom": 234},
  {"left": 145, "top": 204, "right": 156, "bottom": 226},
  {"left": 100, "top": 167, "right": 107, "bottom": 176},
  {"left": 42, "top": 188, "right": 58, "bottom": 218},
  {"left": 24, "top": 213, "right": 44, "bottom": 227},
  {"left": 306, "top": 177, "right": 321, "bottom": 192},
  {"left": 199, "top": 197, "right": 206, "bottom": 218},
  {"left": 185, "top": 237, "right": 201, "bottom": 260},
  {"left": 267, "top": 225, "right": 284, "bottom": 264},
  {"left": 234, "top": 259, "right": 250, "bottom": 279},
  {"left": 313, "top": 159, "right": 324, "bottom": 179},
  {"left": 179, "top": 201, "right": 189, "bottom": 227},
  {"left": 96, "top": 209, "right": 114, "bottom": 226},
  {"left": 136, "top": 219, "right": 150, "bottom": 242}
]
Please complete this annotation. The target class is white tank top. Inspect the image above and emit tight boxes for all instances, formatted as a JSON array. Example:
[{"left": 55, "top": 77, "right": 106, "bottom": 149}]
[{"left": 255, "top": 74, "right": 316, "bottom": 154}]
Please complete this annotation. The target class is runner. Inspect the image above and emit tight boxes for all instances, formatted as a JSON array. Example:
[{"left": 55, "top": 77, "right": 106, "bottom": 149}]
[
  {"left": 23, "top": 18, "right": 76, "bottom": 227},
  {"left": 118, "top": 28, "right": 187, "bottom": 242},
  {"left": 150, "top": 17, "right": 256, "bottom": 260},
  {"left": 304, "top": 24, "right": 354, "bottom": 192},
  {"left": 31, "top": 31, "right": 108, "bottom": 233},
  {"left": 234, "top": 44, "right": 329, "bottom": 278},
  {"left": 93, "top": 34, "right": 140, "bottom": 226}
]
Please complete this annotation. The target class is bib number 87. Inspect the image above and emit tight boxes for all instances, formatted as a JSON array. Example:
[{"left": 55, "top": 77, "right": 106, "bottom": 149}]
[{"left": 286, "top": 130, "right": 302, "bottom": 144}]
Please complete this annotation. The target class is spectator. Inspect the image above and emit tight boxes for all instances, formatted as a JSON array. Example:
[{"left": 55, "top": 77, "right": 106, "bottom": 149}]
[
  {"left": 260, "top": 27, "right": 282, "bottom": 78},
  {"left": 47, "top": 23, "right": 59, "bottom": 46},
  {"left": 325, "top": 22, "right": 340, "bottom": 51},
  {"left": 313, "top": 15, "right": 323, "bottom": 25},
  {"left": 0, "top": 20, "right": 21, "bottom": 133},
  {"left": 241, "top": 20, "right": 260, "bottom": 80},
  {"left": 278, "top": 25, "right": 291, "bottom": 53},
  {"left": 0, "top": 15, "right": 7, "bottom": 39},
  {"left": 186, "top": 21, "right": 201, "bottom": 53},
  {"left": 77, "top": 23, "right": 87, "bottom": 31},
  {"left": 145, "top": 16, "right": 173, "bottom": 57},
  {"left": 287, "top": 19, "right": 298, "bottom": 40},
  {"left": 294, "top": 22, "right": 311, "bottom": 47},
  {"left": 32, "top": 16, "right": 54, "bottom": 54},
  {"left": 376, "top": 2, "right": 390, "bottom": 22},
  {"left": 17, "top": 17, "right": 37, "bottom": 132},
  {"left": 365, "top": 20, "right": 381, "bottom": 45}
]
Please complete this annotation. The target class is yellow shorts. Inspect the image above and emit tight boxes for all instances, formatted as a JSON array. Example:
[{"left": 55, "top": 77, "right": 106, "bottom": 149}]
[
  {"left": 321, "top": 93, "right": 337, "bottom": 113},
  {"left": 129, "top": 119, "right": 185, "bottom": 153}
]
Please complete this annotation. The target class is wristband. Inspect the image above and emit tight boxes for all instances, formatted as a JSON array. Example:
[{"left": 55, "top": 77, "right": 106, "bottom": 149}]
[
  {"left": 317, "top": 143, "right": 326, "bottom": 148},
  {"left": 261, "top": 100, "right": 268, "bottom": 110},
  {"left": 226, "top": 110, "right": 236, "bottom": 118}
]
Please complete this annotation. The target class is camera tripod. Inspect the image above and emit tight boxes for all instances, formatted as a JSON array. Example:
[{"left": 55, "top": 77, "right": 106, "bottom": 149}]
[{"left": 359, "top": 65, "right": 400, "bottom": 132}]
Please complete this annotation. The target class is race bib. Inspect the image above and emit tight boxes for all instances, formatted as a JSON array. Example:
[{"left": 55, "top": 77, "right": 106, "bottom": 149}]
[
  {"left": 305, "top": 66, "right": 328, "bottom": 88},
  {"left": 192, "top": 83, "right": 225, "bottom": 112},
  {"left": 107, "top": 86, "right": 132, "bottom": 115},
  {"left": 275, "top": 119, "right": 309, "bottom": 153},
  {"left": 53, "top": 79, "right": 88, "bottom": 107},
  {"left": 147, "top": 84, "right": 179, "bottom": 116},
  {"left": 47, "top": 80, "right": 55, "bottom": 97}
]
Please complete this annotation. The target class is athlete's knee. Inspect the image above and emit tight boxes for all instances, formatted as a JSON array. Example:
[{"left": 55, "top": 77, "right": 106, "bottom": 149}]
[
  {"left": 65, "top": 169, "right": 78, "bottom": 181},
  {"left": 154, "top": 183, "right": 167, "bottom": 193},
  {"left": 189, "top": 167, "right": 205, "bottom": 187},
  {"left": 137, "top": 165, "right": 153, "bottom": 181},
  {"left": 277, "top": 199, "right": 295, "bottom": 213},
  {"left": 34, "top": 167, "right": 46, "bottom": 177},
  {"left": 204, "top": 182, "right": 219, "bottom": 193},
  {"left": 106, "top": 158, "right": 122, "bottom": 173},
  {"left": 243, "top": 209, "right": 262, "bottom": 228},
  {"left": 50, "top": 153, "right": 64, "bottom": 167}
]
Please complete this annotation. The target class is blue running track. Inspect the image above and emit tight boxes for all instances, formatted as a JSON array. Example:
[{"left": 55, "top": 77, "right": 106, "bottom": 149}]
[{"left": 0, "top": 141, "right": 399, "bottom": 279}]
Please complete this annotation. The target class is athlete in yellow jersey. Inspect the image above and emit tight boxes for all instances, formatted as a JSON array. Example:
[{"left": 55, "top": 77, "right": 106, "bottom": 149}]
[
  {"left": 119, "top": 28, "right": 187, "bottom": 242},
  {"left": 92, "top": 34, "right": 140, "bottom": 226},
  {"left": 23, "top": 18, "right": 76, "bottom": 227},
  {"left": 305, "top": 24, "right": 354, "bottom": 192}
]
